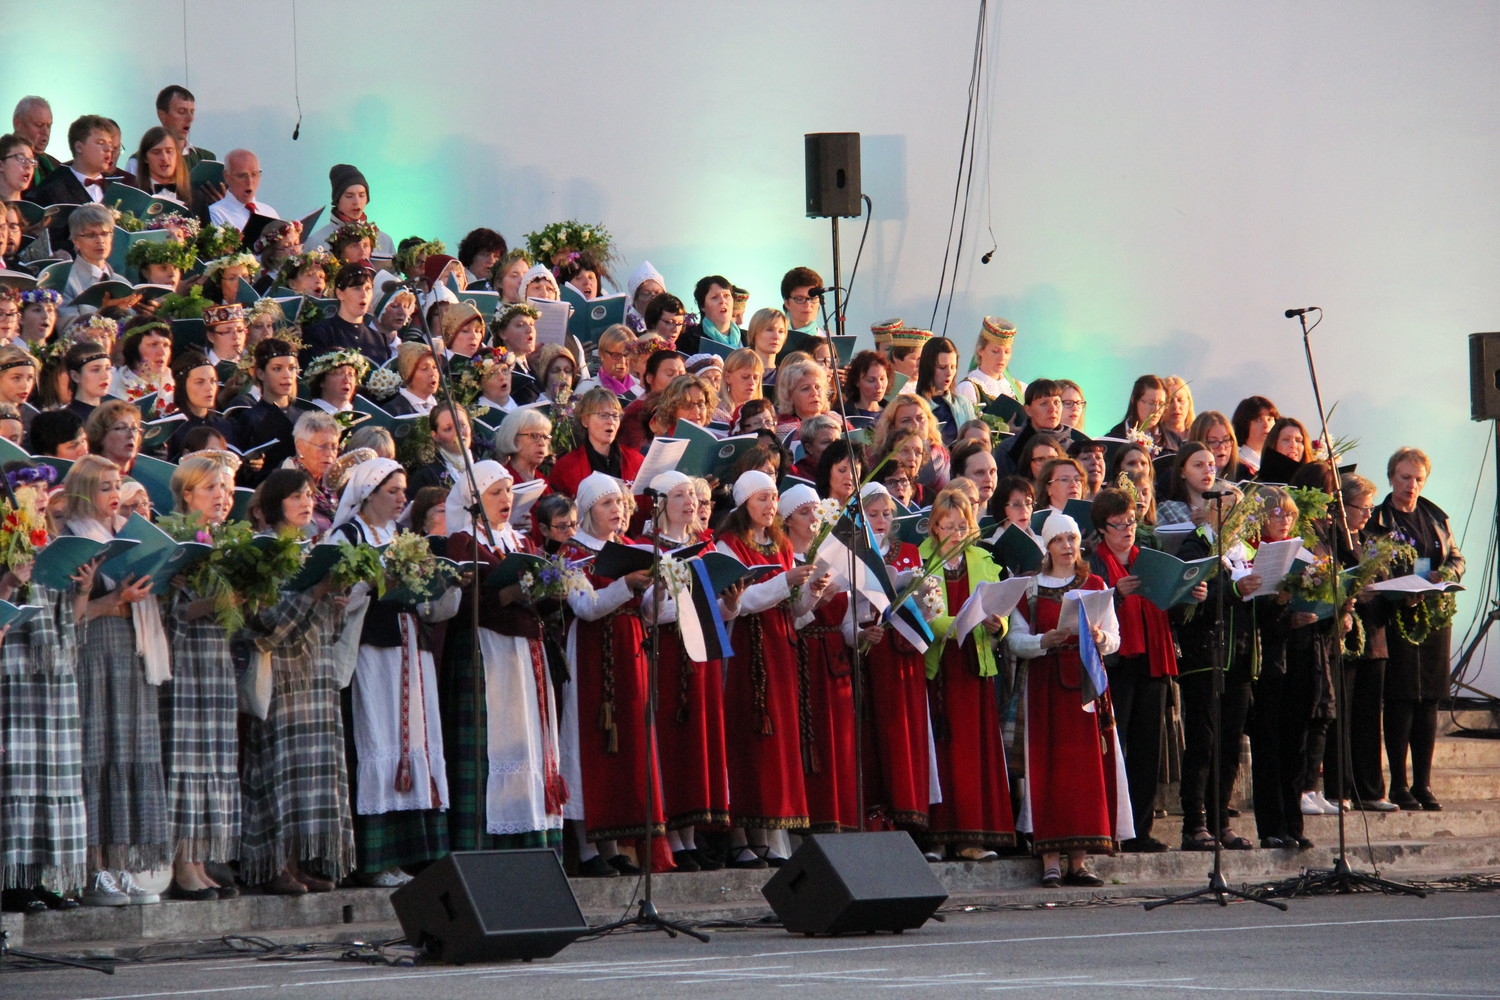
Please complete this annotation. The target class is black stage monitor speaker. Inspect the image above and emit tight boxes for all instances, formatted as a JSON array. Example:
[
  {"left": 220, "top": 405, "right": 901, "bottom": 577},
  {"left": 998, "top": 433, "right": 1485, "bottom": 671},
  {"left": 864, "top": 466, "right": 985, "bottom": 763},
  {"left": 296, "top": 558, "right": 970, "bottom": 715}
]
[
  {"left": 762, "top": 831, "right": 948, "bottom": 935},
  {"left": 1469, "top": 332, "right": 1500, "bottom": 421},
  {"left": 390, "top": 850, "right": 588, "bottom": 964},
  {"left": 805, "top": 132, "right": 862, "bottom": 218}
]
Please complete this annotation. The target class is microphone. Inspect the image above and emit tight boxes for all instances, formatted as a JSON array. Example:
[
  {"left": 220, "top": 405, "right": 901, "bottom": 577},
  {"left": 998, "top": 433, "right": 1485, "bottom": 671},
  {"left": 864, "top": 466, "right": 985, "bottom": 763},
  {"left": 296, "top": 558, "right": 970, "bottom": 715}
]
[
  {"left": 1284, "top": 307, "right": 1318, "bottom": 318},
  {"left": 1202, "top": 489, "right": 1235, "bottom": 499},
  {"left": 980, "top": 250, "right": 995, "bottom": 264},
  {"left": 805, "top": 286, "right": 833, "bottom": 298}
]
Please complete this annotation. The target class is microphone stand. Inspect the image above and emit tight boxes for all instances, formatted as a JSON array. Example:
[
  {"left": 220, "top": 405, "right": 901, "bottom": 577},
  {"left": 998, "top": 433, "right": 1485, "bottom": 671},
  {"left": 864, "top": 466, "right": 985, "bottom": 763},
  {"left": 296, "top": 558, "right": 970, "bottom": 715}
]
[
  {"left": 415, "top": 302, "right": 496, "bottom": 863},
  {"left": 1266, "top": 310, "right": 1423, "bottom": 898},
  {"left": 1147, "top": 493, "right": 1287, "bottom": 911},
  {"left": 592, "top": 494, "right": 709, "bottom": 942},
  {"left": 818, "top": 254, "right": 870, "bottom": 833}
]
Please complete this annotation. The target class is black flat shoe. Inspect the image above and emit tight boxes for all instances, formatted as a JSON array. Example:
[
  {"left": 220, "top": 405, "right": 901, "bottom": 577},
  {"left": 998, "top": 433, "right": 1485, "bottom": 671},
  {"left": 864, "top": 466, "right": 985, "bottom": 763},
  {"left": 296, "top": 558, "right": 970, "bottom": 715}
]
[
  {"left": 1411, "top": 787, "right": 1443, "bottom": 811},
  {"left": 671, "top": 849, "right": 701, "bottom": 873},
  {"left": 1260, "top": 836, "right": 1290, "bottom": 849},
  {"left": 727, "top": 848, "right": 768, "bottom": 870},
  {"left": 691, "top": 848, "right": 723, "bottom": 872},
  {"left": 1389, "top": 788, "right": 1421, "bottom": 810},
  {"left": 34, "top": 886, "right": 79, "bottom": 910},
  {"left": 1063, "top": 868, "right": 1103, "bottom": 887},
  {"left": 1121, "top": 836, "right": 1169, "bottom": 853},
  {"left": 2, "top": 887, "right": 46, "bottom": 914},
  {"left": 167, "top": 882, "right": 219, "bottom": 902},
  {"left": 606, "top": 854, "right": 642, "bottom": 876},
  {"left": 213, "top": 884, "right": 240, "bottom": 899},
  {"left": 1294, "top": 837, "right": 1315, "bottom": 850},
  {"left": 577, "top": 855, "right": 620, "bottom": 878}
]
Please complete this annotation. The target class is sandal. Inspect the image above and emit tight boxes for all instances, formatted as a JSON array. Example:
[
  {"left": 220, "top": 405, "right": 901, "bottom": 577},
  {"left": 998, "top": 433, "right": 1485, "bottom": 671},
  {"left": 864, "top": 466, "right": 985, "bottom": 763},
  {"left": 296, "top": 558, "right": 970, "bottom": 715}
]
[
  {"left": 1040, "top": 864, "right": 1062, "bottom": 888},
  {"left": 1218, "top": 828, "right": 1253, "bottom": 851},
  {"left": 1181, "top": 829, "right": 1218, "bottom": 851}
]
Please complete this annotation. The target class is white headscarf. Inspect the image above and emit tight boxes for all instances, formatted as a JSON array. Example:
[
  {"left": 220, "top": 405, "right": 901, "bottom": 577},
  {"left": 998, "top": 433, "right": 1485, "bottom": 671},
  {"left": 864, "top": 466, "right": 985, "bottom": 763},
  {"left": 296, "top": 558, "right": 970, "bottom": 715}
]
[
  {"left": 521, "top": 263, "right": 560, "bottom": 298},
  {"left": 649, "top": 470, "right": 691, "bottom": 495},
  {"left": 332, "top": 457, "right": 402, "bottom": 529},
  {"left": 576, "top": 471, "right": 622, "bottom": 518},
  {"left": 778, "top": 483, "right": 819, "bottom": 520},
  {"left": 1041, "top": 510, "right": 1080, "bottom": 546},
  {"left": 732, "top": 470, "right": 777, "bottom": 508},
  {"left": 626, "top": 260, "right": 665, "bottom": 307},
  {"left": 444, "top": 460, "right": 520, "bottom": 549}
]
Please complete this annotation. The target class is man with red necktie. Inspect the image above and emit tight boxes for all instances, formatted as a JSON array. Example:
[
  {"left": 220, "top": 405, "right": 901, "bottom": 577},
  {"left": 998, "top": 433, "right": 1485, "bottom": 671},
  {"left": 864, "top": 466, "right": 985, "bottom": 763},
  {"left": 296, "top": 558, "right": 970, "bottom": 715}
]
[{"left": 208, "top": 148, "right": 278, "bottom": 231}]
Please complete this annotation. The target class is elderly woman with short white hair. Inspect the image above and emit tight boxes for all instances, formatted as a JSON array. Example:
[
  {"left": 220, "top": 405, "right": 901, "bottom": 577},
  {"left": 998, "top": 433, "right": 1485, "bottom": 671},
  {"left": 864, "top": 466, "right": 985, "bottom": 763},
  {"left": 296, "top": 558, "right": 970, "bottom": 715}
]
[
  {"left": 494, "top": 406, "right": 553, "bottom": 486},
  {"left": 773, "top": 356, "right": 832, "bottom": 434}
]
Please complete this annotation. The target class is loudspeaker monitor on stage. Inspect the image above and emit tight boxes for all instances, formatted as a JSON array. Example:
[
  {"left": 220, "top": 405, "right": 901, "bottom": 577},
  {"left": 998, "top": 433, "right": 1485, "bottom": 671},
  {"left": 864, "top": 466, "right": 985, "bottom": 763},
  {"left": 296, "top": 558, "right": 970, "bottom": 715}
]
[
  {"left": 804, "top": 132, "right": 862, "bottom": 219},
  {"left": 390, "top": 850, "right": 588, "bottom": 964},
  {"left": 762, "top": 831, "right": 948, "bottom": 936}
]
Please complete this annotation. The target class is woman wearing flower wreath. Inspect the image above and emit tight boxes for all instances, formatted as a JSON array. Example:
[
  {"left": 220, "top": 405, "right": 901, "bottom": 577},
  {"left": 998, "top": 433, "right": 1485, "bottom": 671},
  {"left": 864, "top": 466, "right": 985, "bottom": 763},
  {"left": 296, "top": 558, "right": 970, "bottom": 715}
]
[
  {"left": 441, "top": 460, "right": 568, "bottom": 852},
  {"left": 330, "top": 457, "right": 459, "bottom": 886},
  {"left": 277, "top": 250, "right": 337, "bottom": 299},
  {"left": 250, "top": 220, "right": 303, "bottom": 293},
  {"left": 18, "top": 288, "right": 62, "bottom": 347},
  {"left": 0, "top": 464, "right": 89, "bottom": 914},
  {"left": 492, "top": 303, "right": 543, "bottom": 406},
  {"left": 157, "top": 455, "right": 243, "bottom": 900},
  {"left": 1371, "top": 447, "right": 1463, "bottom": 812},
  {"left": 326, "top": 220, "right": 380, "bottom": 267},
  {"left": 839, "top": 481, "right": 935, "bottom": 837},
  {"left": 58, "top": 455, "right": 171, "bottom": 906},
  {"left": 238, "top": 468, "right": 355, "bottom": 895},
  {"left": 636, "top": 471, "right": 735, "bottom": 871},
  {"left": 781, "top": 483, "right": 860, "bottom": 836},
  {"left": 1009, "top": 509, "right": 1124, "bottom": 885},
  {"left": 306, "top": 164, "right": 397, "bottom": 258},
  {"left": 109, "top": 320, "right": 175, "bottom": 417},
  {"left": 916, "top": 487, "right": 1016, "bottom": 862},
  {"left": 715, "top": 470, "right": 828, "bottom": 867},
  {"left": 302, "top": 348, "right": 368, "bottom": 416},
  {"left": 202, "top": 252, "right": 261, "bottom": 306},
  {"left": 126, "top": 233, "right": 195, "bottom": 297},
  {"left": 559, "top": 472, "right": 660, "bottom": 876}
]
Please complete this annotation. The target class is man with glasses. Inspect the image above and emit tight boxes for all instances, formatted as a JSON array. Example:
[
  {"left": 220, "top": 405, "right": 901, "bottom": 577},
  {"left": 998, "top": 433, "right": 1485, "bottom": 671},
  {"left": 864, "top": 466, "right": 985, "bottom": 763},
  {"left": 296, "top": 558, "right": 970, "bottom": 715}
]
[{"left": 209, "top": 149, "right": 278, "bottom": 231}]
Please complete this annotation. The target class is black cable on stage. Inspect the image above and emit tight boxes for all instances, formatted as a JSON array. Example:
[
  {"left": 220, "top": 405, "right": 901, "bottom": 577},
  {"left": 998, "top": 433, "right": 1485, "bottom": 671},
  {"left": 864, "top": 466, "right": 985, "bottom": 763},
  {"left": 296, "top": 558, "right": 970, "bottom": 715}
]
[
  {"left": 929, "top": 0, "right": 990, "bottom": 333},
  {"left": 838, "top": 193, "right": 875, "bottom": 322}
]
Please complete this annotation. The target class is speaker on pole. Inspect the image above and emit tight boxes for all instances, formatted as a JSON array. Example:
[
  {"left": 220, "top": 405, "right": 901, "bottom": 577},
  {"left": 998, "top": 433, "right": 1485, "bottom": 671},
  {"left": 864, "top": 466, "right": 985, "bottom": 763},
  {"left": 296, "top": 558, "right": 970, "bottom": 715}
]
[
  {"left": 805, "top": 132, "right": 862, "bottom": 219},
  {"left": 762, "top": 832, "right": 948, "bottom": 936},
  {"left": 1469, "top": 333, "right": 1500, "bottom": 421},
  {"left": 389, "top": 850, "right": 588, "bottom": 964}
]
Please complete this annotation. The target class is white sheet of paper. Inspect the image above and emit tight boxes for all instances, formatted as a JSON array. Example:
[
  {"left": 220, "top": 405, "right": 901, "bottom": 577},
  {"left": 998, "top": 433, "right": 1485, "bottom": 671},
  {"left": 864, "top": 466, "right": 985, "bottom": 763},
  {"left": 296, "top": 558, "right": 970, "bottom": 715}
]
[
  {"left": 1058, "top": 587, "right": 1117, "bottom": 635},
  {"left": 529, "top": 297, "right": 572, "bottom": 348},
  {"left": 633, "top": 436, "right": 689, "bottom": 488},
  {"left": 949, "top": 577, "right": 1033, "bottom": 643},
  {"left": 1239, "top": 538, "right": 1306, "bottom": 599},
  {"left": 811, "top": 545, "right": 851, "bottom": 592},
  {"left": 1153, "top": 521, "right": 1197, "bottom": 555},
  {"left": 1364, "top": 574, "right": 1463, "bottom": 595},
  {"left": 508, "top": 479, "right": 547, "bottom": 526}
]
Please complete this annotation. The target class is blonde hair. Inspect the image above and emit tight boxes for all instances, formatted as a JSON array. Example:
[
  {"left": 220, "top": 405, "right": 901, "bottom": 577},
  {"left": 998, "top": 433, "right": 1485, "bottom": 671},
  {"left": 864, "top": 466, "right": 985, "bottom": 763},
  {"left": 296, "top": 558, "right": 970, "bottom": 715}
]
[
  {"left": 1163, "top": 375, "right": 1195, "bottom": 432},
  {"left": 774, "top": 358, "right": 829, "bottom": 417},
  {"left": 929, "top": 485, "right": 978, "bottom": 538},
  {"left": 871, "top": 394, "right": 943, "bottom": 457},
  {"left": 171, "top": 455, "right": 229, "bottom": 512},
  {"left": 596, "top": 323, "right": 635, "bottom": 354},
  {"left": 746, "top": 307, "right": 787, "bottom": 354},
  {"left": 59, "top": 454, "right": 121, "bottom": 524}
]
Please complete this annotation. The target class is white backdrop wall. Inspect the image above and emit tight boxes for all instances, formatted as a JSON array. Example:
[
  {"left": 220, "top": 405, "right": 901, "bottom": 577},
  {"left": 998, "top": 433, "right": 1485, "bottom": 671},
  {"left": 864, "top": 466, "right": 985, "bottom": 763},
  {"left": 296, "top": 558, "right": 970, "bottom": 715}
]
[{"left": 6, "top": 0, "right": 1499, "bottom": 684}]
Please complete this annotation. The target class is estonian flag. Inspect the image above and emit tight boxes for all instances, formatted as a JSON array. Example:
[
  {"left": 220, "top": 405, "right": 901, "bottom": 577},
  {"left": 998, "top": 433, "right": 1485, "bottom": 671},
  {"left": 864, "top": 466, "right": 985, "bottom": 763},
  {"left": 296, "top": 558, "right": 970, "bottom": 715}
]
[
  {"left": 1077, "top": 598, "right": 1109, "bottom": 707},
  {"left": 677, "top": 558, "right": 733, "bottom": 663}
]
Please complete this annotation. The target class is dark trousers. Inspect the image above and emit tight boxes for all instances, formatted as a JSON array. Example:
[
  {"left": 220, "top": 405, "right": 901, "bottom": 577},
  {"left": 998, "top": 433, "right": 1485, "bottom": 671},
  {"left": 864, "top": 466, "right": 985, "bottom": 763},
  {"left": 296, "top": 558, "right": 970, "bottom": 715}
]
[
  {"left": 1248, "top": 658, "right": 1324, "bottom": 841},
  {"left": 1107, "top": 655, "right": 1168, "bottom": 840},
  {"left": 1325, "top": 657, "right": 1387, "bottom": 802},
  {"left": 1384, "top": 697, "right": 1439, "bottom": 796},
  {"left": 1178, "top": 670, "right": 1251, "bottom": 836}
]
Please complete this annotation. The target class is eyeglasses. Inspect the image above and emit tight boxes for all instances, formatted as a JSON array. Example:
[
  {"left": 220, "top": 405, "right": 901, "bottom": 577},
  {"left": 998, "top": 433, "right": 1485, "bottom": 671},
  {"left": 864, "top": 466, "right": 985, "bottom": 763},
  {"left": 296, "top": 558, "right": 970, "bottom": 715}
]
[
  {"left": 1105, "top": 518, "right": 1138, "bottom": 531},
  {"left": 109, "top": 424, "right": 143, "bottom": 436},
  {"left": 303, "top": 439, "right": 339, "bottom": 454},
  {"left": 3, "top": 154, "right": 37, "bottom": 167},
  {"left": 1346, "top": 504, "right": 1374, "bottom": 515},
  {"left": 599, "top": 349, "right": 626, "bottom": 361},
  {"left": 1267, "top": 508, "right": 1297, "bottom": 520},
  {"left": 1048, "top": 476, "right": 1082, "bottom": 486},
  {"left": 516, "top": 431, "right": 550, "bottom": 441},
  {"left": 1205, "top": 436, "right": 1235, "bottom": 448},
  {"left": 76, "top": 230, "right": 111, "bottom": 241},
  {"left": 1005, "top": 499, "right": 1034, "bottom": 510},
  {"left": 788, "top": 294, "right": 822, "bottom": 305},
  {"left": 548, "top": 519, "right": 578, "bottom": 533},
  {"left": 1061, "top": 399, "right": 1086, "bottom": 410},
  {"left": 587, "top": 411, "right": 622, "bottom": 423},
  {"left": 0, "top": 308, "right": 19, "bottom": 320}
]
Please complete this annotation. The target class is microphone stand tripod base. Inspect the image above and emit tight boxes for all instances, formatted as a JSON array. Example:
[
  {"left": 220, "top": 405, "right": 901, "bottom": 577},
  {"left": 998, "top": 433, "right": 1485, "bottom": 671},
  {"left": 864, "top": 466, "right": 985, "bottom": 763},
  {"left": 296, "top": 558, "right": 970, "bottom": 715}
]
[
  {"left": 592, "top": 898, "right": 711, "bottom": 943},
  {"left": 1264, "top": 855, "right": 1425, "bottom": 900}
]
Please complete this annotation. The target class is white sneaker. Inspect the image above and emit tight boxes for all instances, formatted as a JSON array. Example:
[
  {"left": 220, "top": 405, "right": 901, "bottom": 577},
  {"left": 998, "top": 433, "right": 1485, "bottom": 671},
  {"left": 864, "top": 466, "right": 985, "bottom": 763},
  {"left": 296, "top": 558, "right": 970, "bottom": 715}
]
[
  {"left": 1299, "top": 792, "right": 1325, "bottom": 815},
  {"left": 81, "top": 870, "right": 129, "bottom": 907},
  {"left": 357, "top": 867, "right": 412, "bottom": 888},
  {"left": 117, "top": 870, "right": 160, "bottom": 905},
  {"left": 1310, "top": 791, "right": 1342, "bottom": 815}
]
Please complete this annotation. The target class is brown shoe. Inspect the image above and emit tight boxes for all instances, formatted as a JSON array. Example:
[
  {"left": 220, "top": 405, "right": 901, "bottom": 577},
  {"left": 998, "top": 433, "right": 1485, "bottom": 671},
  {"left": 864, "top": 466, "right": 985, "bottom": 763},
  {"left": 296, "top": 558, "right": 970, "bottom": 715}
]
[
  {"left": 297, "top": 873, "right": 335, "bottom": 893},
  {"left": 264, "top": 872, "right": 308, "bottom": 896}
]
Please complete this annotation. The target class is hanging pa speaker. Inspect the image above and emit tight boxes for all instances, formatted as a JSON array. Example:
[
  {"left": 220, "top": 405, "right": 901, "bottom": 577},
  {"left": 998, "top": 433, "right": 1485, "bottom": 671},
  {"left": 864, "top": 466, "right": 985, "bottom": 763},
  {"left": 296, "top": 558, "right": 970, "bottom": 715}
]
[
  {"left": 762, "top": 832, "right": 948, "bottom": 935},
  {"left": 1468, "top": 333, "right": 1500, "bottom": 421},
  {"left": 389, "top": 850, "right": 588, "bottom": 964},
  {"left": 804, "top": 132, "right": 862, "bottom": 218}
]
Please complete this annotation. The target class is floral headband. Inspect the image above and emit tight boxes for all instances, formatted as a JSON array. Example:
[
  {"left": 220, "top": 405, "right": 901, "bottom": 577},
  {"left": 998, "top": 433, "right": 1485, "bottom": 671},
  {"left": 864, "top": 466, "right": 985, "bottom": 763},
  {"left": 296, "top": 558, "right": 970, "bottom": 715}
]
[
  {"left": 251, "top": 219, "right": 303, "bottom": 256},
  {"left": 328, "top": 219, "right": 379, "bottom": 250},
  {"left": 19, "top": 289, "right": 62, "bottom": 306},
  {"left": 494, "top": 302, "right": 540, "bottom": 330},
  {"left": 304, "top": 348, "right": 372, "bottom": 382},
  {"left": 5, "top": 465, "right": 57, "bottom": 491},
  {"left": 203, "top": 252, "right": 262, "bottom": 283}
]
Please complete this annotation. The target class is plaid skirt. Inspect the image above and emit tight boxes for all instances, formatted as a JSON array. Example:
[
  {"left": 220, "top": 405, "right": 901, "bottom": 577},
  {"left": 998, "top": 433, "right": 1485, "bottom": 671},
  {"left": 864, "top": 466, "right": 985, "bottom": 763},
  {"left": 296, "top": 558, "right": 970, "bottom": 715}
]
[
  {"left": 1, "top": 590, "right": 87, "bottom": 891},
  {"left": 78, "top": 614, "right": 171, "bottom": 871},
  {"left": 239, "top": 593, "right": 355, "bottom": 884},
  {"left": 162, "top": 603, "right": 241, "bottom": 862},
  {"left": 342, "top": 684, "right": 449, "bottom": 873}
]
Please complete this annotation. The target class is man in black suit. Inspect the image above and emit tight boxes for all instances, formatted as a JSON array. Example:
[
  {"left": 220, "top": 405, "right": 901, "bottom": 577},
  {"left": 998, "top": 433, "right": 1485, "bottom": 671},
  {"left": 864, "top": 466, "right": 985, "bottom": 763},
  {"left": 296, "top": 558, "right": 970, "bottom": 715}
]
[{"left": 25, "top": 114, "right": 135, "bottom": 254}]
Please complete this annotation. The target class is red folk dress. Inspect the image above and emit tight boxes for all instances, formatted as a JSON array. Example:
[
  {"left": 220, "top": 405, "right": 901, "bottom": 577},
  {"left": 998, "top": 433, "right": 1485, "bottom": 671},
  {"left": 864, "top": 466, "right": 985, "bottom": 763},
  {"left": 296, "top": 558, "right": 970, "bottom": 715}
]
[
  {"left": 797, "top": 591, "right": 858, "bottom": 833},
  {"left": 717, "top": 533, "right": 809, "bottom": 830},
  {"left": 1016, "top": 573, "right": 1120, "bottom": 855}
]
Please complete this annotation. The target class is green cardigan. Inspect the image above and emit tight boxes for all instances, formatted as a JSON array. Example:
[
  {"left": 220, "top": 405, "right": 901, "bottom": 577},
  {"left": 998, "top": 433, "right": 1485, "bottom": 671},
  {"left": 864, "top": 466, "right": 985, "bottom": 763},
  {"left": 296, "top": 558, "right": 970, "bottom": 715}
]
[{"left": 917, "top": 540, "right": 1007, "bottom": 679}]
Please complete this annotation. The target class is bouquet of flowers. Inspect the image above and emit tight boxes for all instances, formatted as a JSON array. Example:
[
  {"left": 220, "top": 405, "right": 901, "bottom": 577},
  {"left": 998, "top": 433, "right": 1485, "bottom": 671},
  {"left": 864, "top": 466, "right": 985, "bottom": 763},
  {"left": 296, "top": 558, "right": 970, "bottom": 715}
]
[
  {"left": 0, "top": 478, "right": 51, "bottom": 571},
  {"left": 657, "top": 553, "right": 693, "bottom": 597},
  {"left": 329, "top": 539, "right": 387, "bottom": 599},
  {"left": 383, "top": 529, "right": 440, "bottom": 597},
  {"left": 158, "top": 511, "right": 243, "bottom": 633},
  {"left": 363, "top": 365, "right": 402, "bottom": 401},
  {"left": 1213, "top": 485, "right": 1262, "bottom": 553},
  {"left": 1123, "top": 423, "right": 1157, "bottom": 456},
  {"left": 1286, "top": 485, "right": 1332, "bottom": 545},
  {"left": 218, "top": 523, "right": 306, "bottom": 628},
  {"left": 519, "top": 553, "right": 591, "bottom": 604},
  {"left": 802, "top": 498, "right": 845, "bottom": 564},
  {"left": 550, "top": 383, "right": 578, "bottom": 457},
  {"left": 155, "top": 284, "right": 210, "bottom": 321},
  {"left": 523, "top": 220, "right": 616, "bottom": 275}
]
